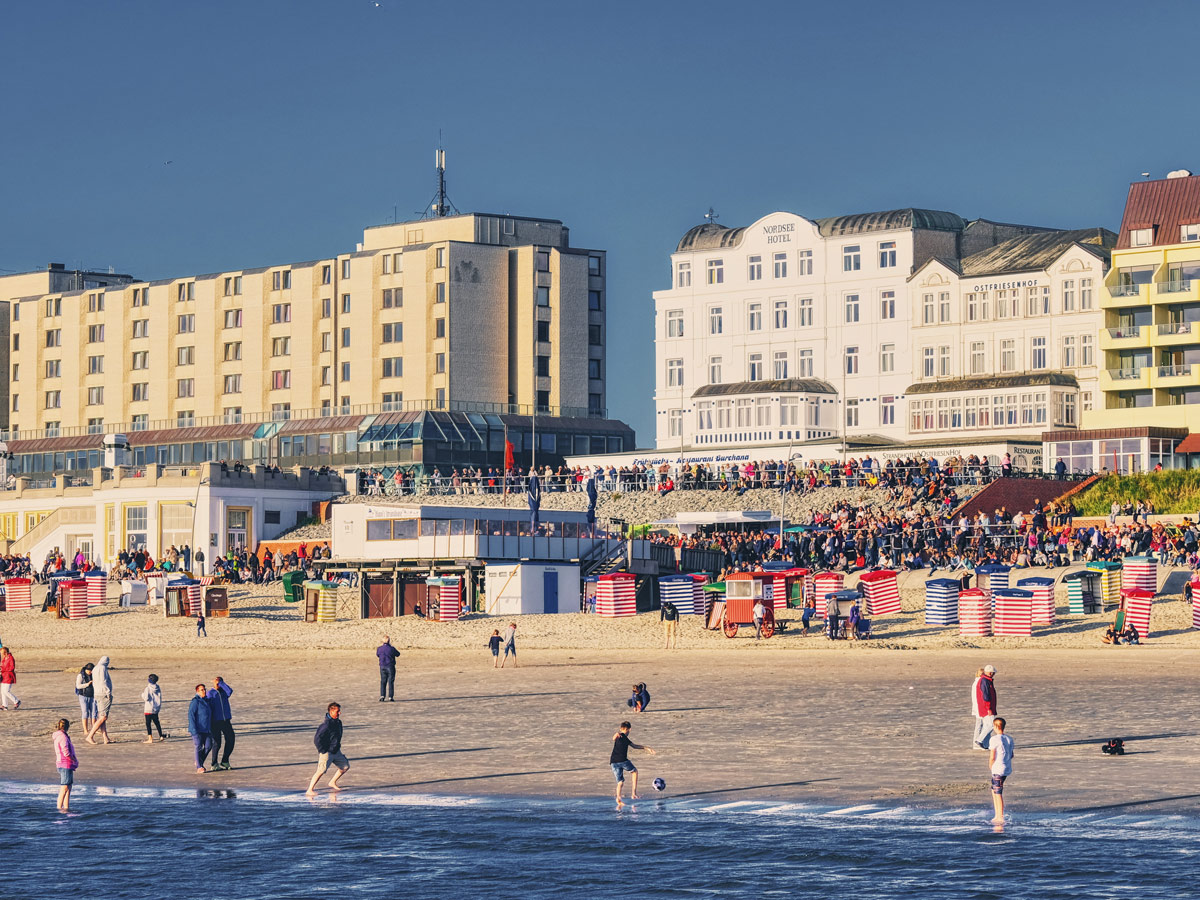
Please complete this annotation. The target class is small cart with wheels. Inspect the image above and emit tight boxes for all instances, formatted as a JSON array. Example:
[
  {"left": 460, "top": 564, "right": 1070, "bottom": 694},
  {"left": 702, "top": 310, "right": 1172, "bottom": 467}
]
[{"left": 721, "top": 572, "right": 775, "bottom": 638}]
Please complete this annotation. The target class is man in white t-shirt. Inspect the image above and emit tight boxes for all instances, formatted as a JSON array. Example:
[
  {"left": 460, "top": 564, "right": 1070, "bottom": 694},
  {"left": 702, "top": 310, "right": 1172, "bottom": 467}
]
[
  {"left": 752, "top": 600, "right": 766, "bottom": 640},
  {"left": 988, "top": 717, "right": 1014, "bottom": 824}
]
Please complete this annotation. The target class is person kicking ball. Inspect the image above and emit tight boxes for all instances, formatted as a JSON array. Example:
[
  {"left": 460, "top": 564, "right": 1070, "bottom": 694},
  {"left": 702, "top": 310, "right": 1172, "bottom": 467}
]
[{"left": 610, "top": 721, "right": 655, "bottom": 807}]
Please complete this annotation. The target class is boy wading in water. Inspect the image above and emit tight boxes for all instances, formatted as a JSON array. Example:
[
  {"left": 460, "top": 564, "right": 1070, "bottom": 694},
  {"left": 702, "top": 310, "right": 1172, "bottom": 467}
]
[
  {"left": 610, "top": 721, "right": 655, "bottom": 807},
  {"left": 988, "top": 717, "right": 1014, "bottom": 824}
]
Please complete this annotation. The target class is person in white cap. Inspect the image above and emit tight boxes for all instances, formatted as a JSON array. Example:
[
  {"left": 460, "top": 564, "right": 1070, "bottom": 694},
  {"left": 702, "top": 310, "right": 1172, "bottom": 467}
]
[{"left": 971, "top": 665, "right": 998, "bottom": 749}]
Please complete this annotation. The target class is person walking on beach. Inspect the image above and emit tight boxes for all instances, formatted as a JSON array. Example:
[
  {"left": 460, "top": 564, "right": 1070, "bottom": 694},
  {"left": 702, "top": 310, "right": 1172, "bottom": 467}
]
[
  {"left": 752, "top": 598, "right": 766, "bottom": 640},
  {"left": 0, "top": 646, "right": 19, "bottom": 709},
  {"left": 488, "top": 629, "right": 502, "bottom": 667},
  {"left": 188, "top": 683, "right": 213, "bottom": 774},
  {"left": 306, "top": 702, "right": 348, "bottom": 795},
  {"left": 53, "top": 719, "right": 79, "bottom": 811},
  {"left": 196, "top": 610, "right": 207, "bottom": 638},
  {"left": 826, "top": 593, "right": 841, "bottom": 640},
  {"left": 141, "top": 674, "right": 166, "bottom": 743},
  {"left": 376, "top": 636, "right": 399, "bottom": 701},
  {"left": 500, "top": 622, "right": 517, "bottom": 668},
  {"left": 801, "top": 597, "right": 816, "bottom": 635},
  {"left": 86, "top": 656, "right": 113, "bottom": 743},
  {"left": 207, "top": 676, "right": 235, "bottom": 769},
  {"left": 988, "top": 717, "right": 1014, "bottom": 824},
  {"left": 661, "top": 600, "right": 679, "bottom": 649},
  {"left": 75, "top": 662, "right": 96, "bottom": 735},
  {"left": 610, "top": 721, "right": 655, "bottom": 806},
  {"left": 972, "top": 665, "right": 998, "bottom": 750}
]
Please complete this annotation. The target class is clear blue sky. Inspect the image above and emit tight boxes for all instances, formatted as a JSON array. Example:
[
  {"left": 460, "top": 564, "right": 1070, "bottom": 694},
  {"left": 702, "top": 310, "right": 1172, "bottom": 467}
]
[{"left": 3, "top": 0, "right": 1198, "bottom": 442}]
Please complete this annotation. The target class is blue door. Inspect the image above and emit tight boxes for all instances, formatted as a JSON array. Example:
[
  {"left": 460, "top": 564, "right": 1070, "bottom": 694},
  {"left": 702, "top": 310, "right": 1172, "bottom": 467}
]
[{"left": 543, "top": 570, "right": 558, "bottom": 614}]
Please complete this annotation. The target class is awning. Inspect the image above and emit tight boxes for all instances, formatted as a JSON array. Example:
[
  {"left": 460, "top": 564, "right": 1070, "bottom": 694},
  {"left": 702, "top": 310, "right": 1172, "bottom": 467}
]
[
  {"left": 653, "top": 510, "right": 776, "bottom": 526},
  {"left": 1176, "top": 433, "right": 1200, "bottom": 454}
]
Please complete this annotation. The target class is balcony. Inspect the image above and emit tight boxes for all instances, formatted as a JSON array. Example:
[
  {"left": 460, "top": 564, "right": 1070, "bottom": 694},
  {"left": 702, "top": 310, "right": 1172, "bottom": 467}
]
[
  {"left": 1153, "top": 279, "right": 1199, "bottom": 304},
  {"left": 1105, "top": 283, "right": 1147, "bottom": 307},
  {"left": 1153, "top": 321, "right": 1200, "bottom": 346},
  {"left": 1100, "top": 366, "right": 1151, "bottom": 391},
  {"left": 1153, "top": 363, "right": 1198, "bottom": 387},
  {"left": 1100, "top": 325, "right": 1146, "bottom": 351},
  {"left": 1156, "top": 279, "right": 1193, "bottom": 294}
]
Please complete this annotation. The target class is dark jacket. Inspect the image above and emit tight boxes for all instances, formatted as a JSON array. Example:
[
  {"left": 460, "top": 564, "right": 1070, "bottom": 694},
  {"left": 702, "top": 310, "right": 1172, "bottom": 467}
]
[
  {"left": 188, "top": 694, "right": 213, "bottom": 736},
  {"left": 206, "top": 682, "right": 233, "bottom": 722},
  {"left": 314, "top": 713, "right": 343, "bottom": 754},
  {"left": 376, "top": 643, "right": 400, "bottom": 669}
]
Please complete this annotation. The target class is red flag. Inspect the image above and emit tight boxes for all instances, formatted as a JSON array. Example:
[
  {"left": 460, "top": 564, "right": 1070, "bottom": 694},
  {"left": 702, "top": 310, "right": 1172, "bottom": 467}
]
[{"left": 504, "top": 439, "right": 514, "bottom": 472}]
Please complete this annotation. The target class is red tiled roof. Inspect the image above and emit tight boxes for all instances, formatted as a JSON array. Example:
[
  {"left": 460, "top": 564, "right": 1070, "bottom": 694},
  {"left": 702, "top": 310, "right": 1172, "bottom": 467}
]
[
  {"left": 1116, "top": 174, "right": 1200, "bottom": 249},
  {"left": 1176, "top": 433, "right": 1200, "bottom": 454}
]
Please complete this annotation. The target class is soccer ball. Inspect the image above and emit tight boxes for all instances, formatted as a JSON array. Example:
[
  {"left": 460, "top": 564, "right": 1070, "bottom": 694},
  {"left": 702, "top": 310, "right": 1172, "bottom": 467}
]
[{"left": 652, "top": 777, "right": 666, "bottom": 792}]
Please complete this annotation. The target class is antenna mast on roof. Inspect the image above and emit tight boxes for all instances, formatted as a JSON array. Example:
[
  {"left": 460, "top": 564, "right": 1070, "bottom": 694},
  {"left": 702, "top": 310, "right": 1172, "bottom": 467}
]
[{"left": 424, "top": 136, "right": 459, "bottom": 219}]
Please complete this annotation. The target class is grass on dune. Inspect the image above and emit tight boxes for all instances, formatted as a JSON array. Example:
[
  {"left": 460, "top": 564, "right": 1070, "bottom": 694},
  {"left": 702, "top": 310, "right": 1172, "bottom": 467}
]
[{"left": 1074, "top": 470, "right": 1200, "bottom": 516}]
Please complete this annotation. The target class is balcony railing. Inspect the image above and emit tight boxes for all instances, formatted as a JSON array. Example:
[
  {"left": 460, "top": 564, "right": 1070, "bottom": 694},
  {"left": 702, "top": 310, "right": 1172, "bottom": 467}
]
[
  {"left": 1110, "top": 284, "right": 1144, "bottom": 298},
  {"left": 1157, "top": 364, "right": 1192, "bottom": 378},
  {"left": 1156, "top": 279, "right": 1193, "bottom": 294},
  {"left": 1106, "top": 326, "right": 1142, "bottom": 339},
  {"left": 1107, "top": 367, "right": 1144, "bottom": 380},
  {"left": 1158, "top": 322, "right": 1196, "bottom": 336}
]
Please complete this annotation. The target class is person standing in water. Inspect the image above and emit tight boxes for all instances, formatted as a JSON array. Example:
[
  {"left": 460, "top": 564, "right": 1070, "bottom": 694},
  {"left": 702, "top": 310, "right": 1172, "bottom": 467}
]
[
  {"left": 53, "top": 718, "right": 79, "bottom": 811},
  {"left": 86, "top": 656, "right": 113, "bottom": 744},
  {"left": 988, "top": 717, "right": 1014, "bottom": 824},
  {"left": 610, "top": 721, "right": 655, "bottom": 807}
]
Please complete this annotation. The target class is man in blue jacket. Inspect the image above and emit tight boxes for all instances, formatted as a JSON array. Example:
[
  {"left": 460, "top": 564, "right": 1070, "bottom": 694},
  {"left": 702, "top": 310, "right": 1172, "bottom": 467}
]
[
  {"left": 207, "top": 676, "right": 235, "bottom": 770},
  {"left": 306, "top": 702, "right": 348, "bottom": 795},
  {"left": 188, "top": 683, "right": 213, "bottom": 775},
  {"left": 376, "top": 636, "right": 399, "bottom": 702}
]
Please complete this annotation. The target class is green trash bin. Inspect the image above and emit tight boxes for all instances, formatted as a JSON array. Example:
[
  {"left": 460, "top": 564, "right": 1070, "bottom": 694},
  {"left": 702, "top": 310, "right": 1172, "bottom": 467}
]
[{"left": 282, "top": 570, "right": 306, "bottom": 604}]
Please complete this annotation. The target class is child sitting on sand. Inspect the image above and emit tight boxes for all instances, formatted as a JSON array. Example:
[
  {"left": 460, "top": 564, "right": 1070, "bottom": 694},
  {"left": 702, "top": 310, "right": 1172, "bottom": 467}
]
[{"left": 626, "top": 683, "right": 650, "bottom": 712}]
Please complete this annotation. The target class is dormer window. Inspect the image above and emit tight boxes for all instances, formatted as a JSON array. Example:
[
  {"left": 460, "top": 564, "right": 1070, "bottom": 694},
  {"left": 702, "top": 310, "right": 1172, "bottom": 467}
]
[
  {"left": 1181, "top": 223, "right": 1200, "bottom": 242},
  {"left": 1130, "top": 227, "right": 1154, "bottom": 247}
]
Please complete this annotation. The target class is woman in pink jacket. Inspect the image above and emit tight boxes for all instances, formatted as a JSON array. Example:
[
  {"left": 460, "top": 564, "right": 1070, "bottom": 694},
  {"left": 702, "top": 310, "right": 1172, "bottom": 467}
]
[
  {"left": 53, "top": 718, "right": 79, "bottom": 810},
  {"left": 0, "top": 647, "right": 18, "bottom": 709}
]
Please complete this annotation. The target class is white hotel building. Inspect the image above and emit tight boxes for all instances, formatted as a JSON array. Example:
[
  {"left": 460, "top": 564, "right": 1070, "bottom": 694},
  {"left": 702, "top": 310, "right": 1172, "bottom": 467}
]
[{"left": 651, "top": 209, "right": 1113, "bottom": 464}]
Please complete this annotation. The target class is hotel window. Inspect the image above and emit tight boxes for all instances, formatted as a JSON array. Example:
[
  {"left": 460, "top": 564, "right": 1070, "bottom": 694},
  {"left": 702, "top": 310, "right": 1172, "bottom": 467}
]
[
  {"left": 45, "top": 328, "right": 61, "bottom": 347},
  {"left": 177, "top": 282, "right": 194, "bottom": 302},
  {"left": 1020, "top": 393, "right": 1034, "bottom": 426},
  {"left": 1081, "top": 333, "right": 1094, "bottom": 366},
  {"left": 271, "top": 370, "right": 291, "bottom": 390},
  {"left": 177, "top": 346, "right": 194, "bottom": 366},
  {"left": 437, "top": 353, "right": 447, "bottom": 374},
  {"left": 589, "top": 255, "right": 602, "bottom": 276},
  {"left": 223, "top": 374, "right": 241, "bottom": 394},
  {"left": 709, "top": 307, "right": 723, "bottom": 334},
  {"left": 845, "top": 398, "right": 859, "bottom": 427},
  {"left": 223, "top": 277, "right": 232, "bottom": 296},
  {"left": 799, "top": 297, "right": 813, "bottom": 327},
  {"left": 283, "top": 271, "right": 293, "bottom": 289},
  {"left": 798, "top": 349, "right": 813, "bottom": 377},
  {"left": 1080, "top": 278, "right": 1093, "bottom": 309},
  {"left": 341, "top": 259, "right": 352, "bottom": 279},
  {"left": 177, "top": 378, "right": 195, "bottom": 398},
  {"left": 88, "top": 292, "right": 104, "bottom": 312},
  {"left": 880, "top": 343, "right": 895, "bottom": 373},
  {"left": 177, "top": 411, "right": 195, "bottom": 427},
  {"left": 1000, "top": 339, "right": 1016, "bottom": 372},
  {"left": 773, "top": 351, "right": 788, "bottom": 379},
  {"left": 131, "top": 383, "right": 149, "bottom": 402},
  {"left": 434, "top": 247, "right": 445, "bottom": 268},
  {"left": 272, "top": 337, "right": 291, "bottom": 357},
  {"left": 87, "top": 386, "right": 103, "bottom": 405},
  {"left": 747, "top": 303, "right": 762, "bottom": 331},
  {"left": 589, "top": 324, "right": 602, "bottom": 345},
  {"left": 1035, "top": 391, "right": 1048, "bottom": 425},
  {"left": 130, "top": 413, "right": 148, "bottom": 430},
  {"left": 716, "top": 400, "right": 732, "bottom": 429},
  {"left": 1031, "top": 336, "right": 1047, "bottom": 370},
  {"left": 45, "top": 390, "right": 61, "bottom": 409},
  {"left": 964, "top": 397, "right": 977, "bottom": 428},
  {"left": 45, "top": 359, "right": 61, "bottom": 378},
  {"left": 936, "top": 399, "right": 949, "bottom": 430},
  {"left": 970, "top": 342, "right": 985, "bottom": 375},
  {"left": 342, "top": 293, "right": 352, "bottom": 313},
  {"left": 878, "top": 241, "right": 896, "bottom": 268},
  {"left": 1182, "top": 223, "right": 1200, "bottom": 242},
  {"left": 1064, "top": 393, "right": 1077, "bottom": 425},
  {"left": 938, "top": 345, "right": 951, "bottom": 376},
  {"left": 937, "top": 292, "right": 950, "bottom": 322},
  {"left": 696, "top": 402, "right": 713, "bottom": 431},
  {"left": 773, "top": 252, "right": 788, "bottom": 278},
  {"left": 1062, "top": 279, "right": 1075, "bottom": 312},
  {"left": 87, "top": 417, "right": 104, "bottom": 434},
  {"left": 922, "top": 293, "right": 935, "bottom": 324},
  {"left": 223, "top": 342, "right": 242, "bottom": 361},
  {"left": 708, "top": 356, "right": 722, "bottom": 384},
  {"left": 676, "top": 261, "right": 691, "bottom": 287},
  {"left": 272, "top": 271, "right": 281, "bottom": 290},
  {"left": 589, "top": 290, "right": 602, "bottom": 310},
  {"left": 382, "top": 357, "right": 403, "bottom": 378},
  {"left": 382, "top": 323, "right": 402, "bottom": 343},
  {"left": 341, "top": 362, "right": 351, "bottom": 382},
  {"left": 844, "top": 294, "right": 859, "bottom": 323},
  {"left": 735, "top": 398, "right": 752, "bottom": 428},
  {"left": 880, "top": 290, "right": 896, "bottom": 320},
  {"left": 980, "top": 291, "right": 990, "bottom": 319},
  {"left": 748, "top": 255, "right": 762, "bottom": 281},
  {"left": 668, "top": 409, "right": 683, "bottom": 437},
  {"left": 748, "top": 353, "right": 763, "bottom": 382},
  {"left": 1130, "top": 227, "right": 1153, "bottom": 247},
  {"left": 321, "top": 331, "right": 332, "bottom": 351},
  {"left": 798, "top": 249, "right": 813, "bottom": 276},
  {"left": 341, "top": 327, "right": 351, "bottom": 348},
  {"left": 997, "top": 290, "right": 1010, "bottom": 319},
  {"left": 434, "top": 318, "right": 445, "bottom": 339},
  {"left": 1061, "top": 335, "right": 1076, "bottom": 367},
  {"left": 1028, "top": 286, "right": 1049, "bottom": 316},
  {"left": 1005, "top": 394, "right": 1018, "bottom": 426},
  {"left": 223, "top": 407, "right": 242, "bottom": 423},
  {"left": 843, "top": 244, "right": 861, "bottom": 272},
  {"left": 434, "top": 282, "right": 449, "bottom": 305},
  {"left": 321, "top": 366, "right": 332, "bottom": 385},
  {"left": 666, "top": 310, "right": 684, "bottom": 337},
  {"left": 666, "top": 358, "right": 684, "bottom": 387},
  {"left": 535, "top": 251, "right": 550, "bottom": 273},
  {"left": 272, "top": 303, "right": 291, "bottom": 323},
  {"left": 780, "top": 396, "right": 799, "bottom": 427},
  {"left": 271, "top": 403, "right": 291, "bottom": 420},
  {"left": 966, "top": 293, "right": 980, "bottom": 321},
  {"left": 536, "top": 320, "right": 550, "bottom": 343},
  {"left": 131, "top": 351, "right": 148, "bottom": 370},
  {"left": 382, "top": 288, "right": 402, "bottom": 308},
  {"left": 845, "top": 346, "right": 859, "bottom": 375},
  {"left": 177, "top": 314, "right": 195, "bottom": 334},
  {"left": 224, "top": 309, "right": 242, "bottom": 328},
  {"left": 881, "top": 396, "right": 895, "bottom": 426},
  {"left": 321, "top": 265, "right": 331, "bottom": 284},
  {"left": 923, "top": 347, "right": 934, "bottom": 378},
  {"left": 707, "top": 259, "right": 724, "bottom": 284},
  {"left": 773, "top": 299, "right": 788, "bottom": 329},
  {"left": 382, "top": 254, "right": 391, "bottom": 275},
  {"left": 45, "top": 297, "right": 62, "bottom": 317},
  {"left": 132, "top": 287, "right": 148, "bottom": 307}
]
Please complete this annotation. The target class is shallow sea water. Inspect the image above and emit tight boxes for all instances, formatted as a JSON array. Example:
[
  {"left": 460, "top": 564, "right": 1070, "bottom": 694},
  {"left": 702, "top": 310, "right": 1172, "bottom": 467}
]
[{"left": 5, "top": 781, "right": 1198, "bottom": 899}]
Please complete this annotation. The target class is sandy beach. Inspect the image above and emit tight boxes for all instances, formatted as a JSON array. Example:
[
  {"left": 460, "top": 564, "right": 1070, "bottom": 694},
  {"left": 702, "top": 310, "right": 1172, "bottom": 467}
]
[{"left": 1, "top": 569, "right": 1198, "bottom": 814}]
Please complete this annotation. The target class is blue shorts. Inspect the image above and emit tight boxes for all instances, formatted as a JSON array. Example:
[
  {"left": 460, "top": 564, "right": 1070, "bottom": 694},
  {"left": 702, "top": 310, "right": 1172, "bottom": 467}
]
[
  {"left": 611, "top": 760, "right": 636, "bottom": 782},
  {"left": 58, "top": 767, "right": 74, "bottom": 786},
  {"left": 991, "top": 774, "right": 1007, "bottom": 794}
]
